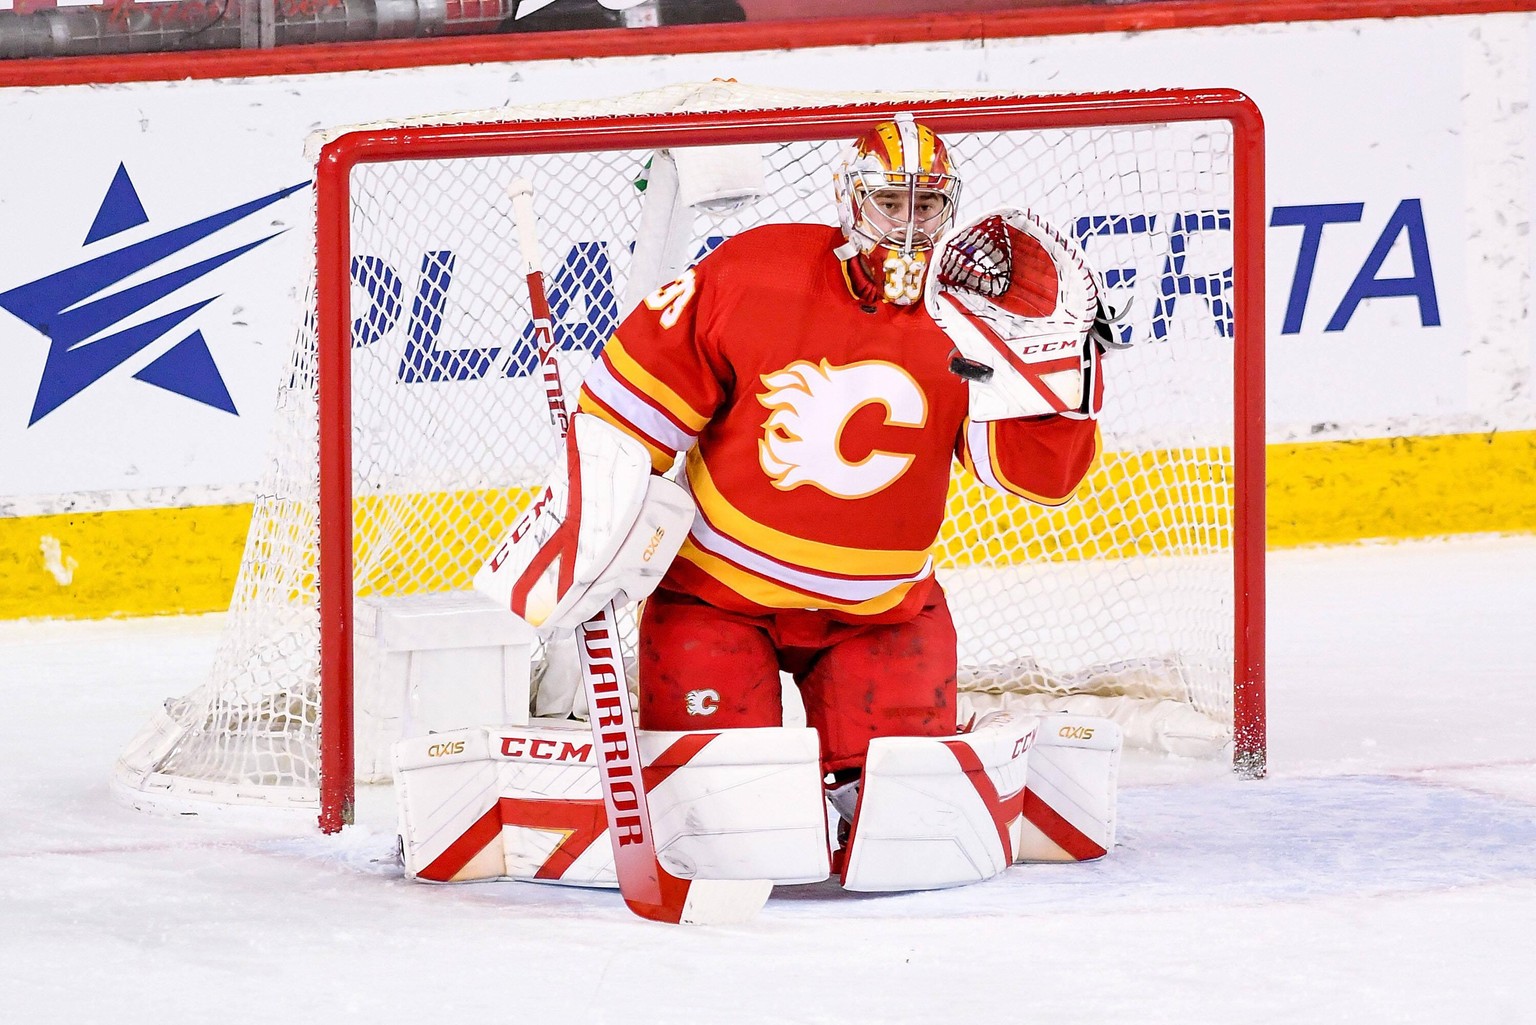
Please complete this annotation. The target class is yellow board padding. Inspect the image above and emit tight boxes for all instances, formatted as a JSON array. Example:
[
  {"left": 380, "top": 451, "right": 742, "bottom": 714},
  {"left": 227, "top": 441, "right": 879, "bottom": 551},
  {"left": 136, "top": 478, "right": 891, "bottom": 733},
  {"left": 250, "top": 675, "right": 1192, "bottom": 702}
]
[
  {"left": 350, "top": 489, "right": 530, "bottom": 598},
  {"left": 3, "top": 429, "right": 1533, "bottom": 621},
  {"left": 0, "top": 504, "right": 255, "bottom": 620},
  {"left": 940, "top": 446, "right": 1233, "bottom": 567},
  {"left": 0, "top": 489, "right": 537, "bottom": 622},
  {"left": 1267, "top": 429, "right": 1536, "bottom": 546}
]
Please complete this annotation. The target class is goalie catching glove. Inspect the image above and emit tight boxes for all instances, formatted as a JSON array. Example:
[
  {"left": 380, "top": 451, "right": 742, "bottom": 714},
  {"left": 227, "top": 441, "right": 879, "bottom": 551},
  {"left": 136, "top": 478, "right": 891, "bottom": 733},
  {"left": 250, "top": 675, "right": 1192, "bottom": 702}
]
[
  {"left": 473, "top": 412, "right": 693, "bottom": 635},
  {"left": 926, "top": 208, "right": 1122, "bottom": 422}
]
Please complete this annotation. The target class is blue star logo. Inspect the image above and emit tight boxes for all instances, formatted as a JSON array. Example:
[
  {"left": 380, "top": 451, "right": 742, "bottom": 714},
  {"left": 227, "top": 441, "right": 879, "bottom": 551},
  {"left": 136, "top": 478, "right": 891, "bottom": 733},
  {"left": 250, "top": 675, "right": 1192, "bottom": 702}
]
[{"left": 0, "top": 164, "right": 307, "bottom": 425}]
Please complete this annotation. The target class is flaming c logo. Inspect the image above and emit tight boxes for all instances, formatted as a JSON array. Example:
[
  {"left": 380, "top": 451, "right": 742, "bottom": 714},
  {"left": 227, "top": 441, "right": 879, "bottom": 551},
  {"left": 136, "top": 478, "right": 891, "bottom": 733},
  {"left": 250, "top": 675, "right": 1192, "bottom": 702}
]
[
  {"left": 685, "top": 689, "right": 720, "bottom": 716},
  {"left": 756, "top": 359, "right": 927, "bottom": 499}
]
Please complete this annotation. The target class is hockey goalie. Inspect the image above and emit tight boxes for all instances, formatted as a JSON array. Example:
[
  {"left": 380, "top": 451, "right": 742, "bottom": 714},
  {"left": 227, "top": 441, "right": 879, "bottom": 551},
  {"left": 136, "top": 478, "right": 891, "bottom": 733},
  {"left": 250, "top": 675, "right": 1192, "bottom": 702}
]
[{"left": 397, "top": 114, "right": 1124, "bottom": 899}]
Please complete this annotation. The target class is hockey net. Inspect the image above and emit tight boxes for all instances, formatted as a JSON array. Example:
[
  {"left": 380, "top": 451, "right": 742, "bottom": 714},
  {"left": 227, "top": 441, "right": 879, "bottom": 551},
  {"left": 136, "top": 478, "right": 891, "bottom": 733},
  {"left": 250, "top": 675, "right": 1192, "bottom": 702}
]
[{"left": 113, "top": 83, "right": 1265, "bottom": 830}]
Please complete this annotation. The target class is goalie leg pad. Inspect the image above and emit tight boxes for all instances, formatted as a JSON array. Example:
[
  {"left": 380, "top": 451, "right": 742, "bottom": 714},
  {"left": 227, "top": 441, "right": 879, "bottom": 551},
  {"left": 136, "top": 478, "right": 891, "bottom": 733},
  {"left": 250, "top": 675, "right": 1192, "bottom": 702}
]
[
  {"left": 395, "top": 721, "right": 830, "bottom": 887},
  {"left": 473, "top": 412, "right": 694, "bottom": 635},
  {"left": 1015, "top": 714, "right": 1122, "bottom": 862},
  {"left": 393, "top": 728, "right": 507, "bottom": 883},
  {"left": 839, "top": 711, "right": 1036, "bottom": 892},
  {"left": 647, "top": 726, "right": 829, "bottom": 883}
]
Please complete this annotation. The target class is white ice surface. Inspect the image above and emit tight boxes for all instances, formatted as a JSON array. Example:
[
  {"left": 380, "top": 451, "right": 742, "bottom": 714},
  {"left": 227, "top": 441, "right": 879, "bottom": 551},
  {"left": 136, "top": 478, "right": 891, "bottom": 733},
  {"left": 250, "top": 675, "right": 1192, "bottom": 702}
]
[{"left": 2, "top": 536, "right": 1534, "bottom": 1024}]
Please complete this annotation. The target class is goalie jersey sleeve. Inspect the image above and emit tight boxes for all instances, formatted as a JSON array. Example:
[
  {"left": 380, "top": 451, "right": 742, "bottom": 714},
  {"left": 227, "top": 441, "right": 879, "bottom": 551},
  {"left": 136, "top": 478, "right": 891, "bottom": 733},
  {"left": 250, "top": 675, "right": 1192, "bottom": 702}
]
[
  {"left": 957, "top": 415, "right": 1102, "bottom": 507},
  {"left": 578, "top": 223, "right": 1099, "bottom": 624}
]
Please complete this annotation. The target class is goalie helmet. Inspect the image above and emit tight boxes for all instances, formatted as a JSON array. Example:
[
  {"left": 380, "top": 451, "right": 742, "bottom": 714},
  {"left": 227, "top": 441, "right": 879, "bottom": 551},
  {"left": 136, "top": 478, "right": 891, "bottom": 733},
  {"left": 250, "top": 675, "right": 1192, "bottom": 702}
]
[{"left": 832, "top": 113, "right": 961, "bottom": 306}]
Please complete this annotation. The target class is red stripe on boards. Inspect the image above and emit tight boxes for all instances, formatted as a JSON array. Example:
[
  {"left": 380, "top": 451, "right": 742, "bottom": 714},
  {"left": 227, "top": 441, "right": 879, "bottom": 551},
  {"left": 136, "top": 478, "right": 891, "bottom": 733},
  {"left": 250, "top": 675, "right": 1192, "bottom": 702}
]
[{"left": 1, "top": 1, "right": 1530, "bottom": 88}]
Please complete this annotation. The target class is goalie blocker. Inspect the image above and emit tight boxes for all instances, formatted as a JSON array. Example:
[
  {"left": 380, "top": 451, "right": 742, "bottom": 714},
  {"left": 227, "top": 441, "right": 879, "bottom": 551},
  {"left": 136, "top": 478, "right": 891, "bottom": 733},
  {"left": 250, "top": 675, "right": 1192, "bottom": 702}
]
[
  {"left": 396, "top": 713, "right": 1121, "bottom": 892},
  {"left": 473, "top": 411, "right": 692, "bottom": 636}
]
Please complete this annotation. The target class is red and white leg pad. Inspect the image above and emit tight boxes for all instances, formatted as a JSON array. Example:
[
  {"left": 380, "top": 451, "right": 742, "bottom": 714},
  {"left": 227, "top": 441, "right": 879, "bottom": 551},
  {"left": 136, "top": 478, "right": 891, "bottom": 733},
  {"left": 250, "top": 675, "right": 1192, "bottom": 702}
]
[
  {"left": 839, "top": 711, "right": 1035, "bottom": 892},
  {"left": 1016, "top": 714, "right": 1122, "bottom": 862},
  {"left": 394, "top": 720, "right": 830, "bottom": 887},
  {"left": 839, "top": 712, "right": 1121, "bottom": 892}
]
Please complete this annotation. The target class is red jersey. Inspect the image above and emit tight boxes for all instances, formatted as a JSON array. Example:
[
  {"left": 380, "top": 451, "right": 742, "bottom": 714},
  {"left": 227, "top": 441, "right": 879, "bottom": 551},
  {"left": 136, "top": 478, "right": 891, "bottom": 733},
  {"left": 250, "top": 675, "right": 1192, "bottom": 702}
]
[{"left": 578, "top": 223, "right": 1099, "bottom": 623}]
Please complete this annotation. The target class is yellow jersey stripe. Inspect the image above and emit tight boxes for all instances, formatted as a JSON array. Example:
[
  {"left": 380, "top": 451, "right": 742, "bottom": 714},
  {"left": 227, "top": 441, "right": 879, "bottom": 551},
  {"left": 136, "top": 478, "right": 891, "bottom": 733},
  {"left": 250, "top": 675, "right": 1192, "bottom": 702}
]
[
  {"left": 686, "top": 453, "right": 932, "bottom": 577},
  {"left": 602, "top": 335, "right": 711, "bottom": 432},
  {"left": 677, "top": 540, "right": 918, "bottom": 616}
]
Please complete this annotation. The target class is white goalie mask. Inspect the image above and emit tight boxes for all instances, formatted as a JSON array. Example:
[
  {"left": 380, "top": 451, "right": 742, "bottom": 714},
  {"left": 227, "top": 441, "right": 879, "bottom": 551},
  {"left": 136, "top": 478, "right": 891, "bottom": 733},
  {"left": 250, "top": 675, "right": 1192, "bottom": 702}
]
[{"left": 832, "top": 113, "right": 962, "bottom": 306}]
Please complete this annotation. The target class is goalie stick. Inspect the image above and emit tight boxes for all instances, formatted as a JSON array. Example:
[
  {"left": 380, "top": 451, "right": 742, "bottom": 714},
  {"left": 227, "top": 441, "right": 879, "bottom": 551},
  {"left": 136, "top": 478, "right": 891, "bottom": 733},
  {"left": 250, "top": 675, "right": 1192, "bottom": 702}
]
[{"left": 507, "top": 178, "right": 771, "bottom": 926}]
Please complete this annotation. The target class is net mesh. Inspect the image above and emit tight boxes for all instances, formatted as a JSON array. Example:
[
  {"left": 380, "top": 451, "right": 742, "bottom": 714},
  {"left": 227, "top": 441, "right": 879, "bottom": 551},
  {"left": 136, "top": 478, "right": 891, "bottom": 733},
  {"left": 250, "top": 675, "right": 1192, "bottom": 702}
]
[{"left": 115, "top": 83, "right": 1246, "bottom": 811}]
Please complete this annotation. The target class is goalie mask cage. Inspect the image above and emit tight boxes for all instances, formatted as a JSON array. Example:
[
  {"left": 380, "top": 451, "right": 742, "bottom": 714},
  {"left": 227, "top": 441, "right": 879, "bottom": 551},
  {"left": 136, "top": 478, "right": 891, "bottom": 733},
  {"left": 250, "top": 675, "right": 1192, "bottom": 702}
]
[{"left": 113, "top": 83, "right": 1265, "bottom": 833}]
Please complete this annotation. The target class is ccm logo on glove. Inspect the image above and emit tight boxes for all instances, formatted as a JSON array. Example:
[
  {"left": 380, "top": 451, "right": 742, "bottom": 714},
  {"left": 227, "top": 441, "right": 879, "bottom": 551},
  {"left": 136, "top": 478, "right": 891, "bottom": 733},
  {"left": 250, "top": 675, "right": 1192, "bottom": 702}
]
[
  {"left": 488, "top": 489, "right": 558, "bottom": 571},
  {"left": 1016, "top": 338, "right": 1078, "bottom": 357}
]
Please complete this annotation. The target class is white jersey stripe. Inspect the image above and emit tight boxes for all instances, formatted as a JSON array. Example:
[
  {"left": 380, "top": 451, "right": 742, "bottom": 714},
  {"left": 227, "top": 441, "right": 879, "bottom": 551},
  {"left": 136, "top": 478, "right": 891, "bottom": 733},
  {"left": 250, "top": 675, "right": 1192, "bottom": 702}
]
[
  {"left": 583, "top": 360, "right": 696, "bottom": 455},
  {"left": 688, "top": 504, "right": 934, "bottom": 603},
  {"left": 964, "top": 420, "right": 1004, "bottom": 491}
]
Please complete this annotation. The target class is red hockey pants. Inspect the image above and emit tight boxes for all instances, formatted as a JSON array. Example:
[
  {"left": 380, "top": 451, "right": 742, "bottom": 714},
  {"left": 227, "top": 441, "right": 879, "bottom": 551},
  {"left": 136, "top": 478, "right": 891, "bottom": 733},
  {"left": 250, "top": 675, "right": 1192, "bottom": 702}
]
[{"left": 637, "top": 587, "right": 958, "bottom": 776}]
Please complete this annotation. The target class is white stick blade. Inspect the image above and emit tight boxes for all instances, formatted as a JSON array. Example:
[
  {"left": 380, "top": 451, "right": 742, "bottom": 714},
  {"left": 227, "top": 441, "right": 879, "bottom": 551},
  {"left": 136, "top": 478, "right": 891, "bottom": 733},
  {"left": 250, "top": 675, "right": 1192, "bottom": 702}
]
[{"left": 678, "top": 879, "right": 774, "bottom": 925}]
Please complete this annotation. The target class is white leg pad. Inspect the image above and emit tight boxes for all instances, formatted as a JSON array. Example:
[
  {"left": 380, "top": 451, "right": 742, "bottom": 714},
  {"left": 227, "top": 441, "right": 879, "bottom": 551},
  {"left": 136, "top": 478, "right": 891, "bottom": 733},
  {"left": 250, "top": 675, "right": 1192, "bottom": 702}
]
[
  {"left": 840, "top": 712, "right": 1036, "bottom": 892},
  {"left": 1015, "top": 714, "right": 1122, "bottom": 862},
  {"left": 393, "top": 728, "right": 518, "bottom": 883},
  {"left": 646, "top": 726, "right": 828, "bottom": 883},
  {"left": 395, "top": 721, "right": 829, "bottom": 887}
]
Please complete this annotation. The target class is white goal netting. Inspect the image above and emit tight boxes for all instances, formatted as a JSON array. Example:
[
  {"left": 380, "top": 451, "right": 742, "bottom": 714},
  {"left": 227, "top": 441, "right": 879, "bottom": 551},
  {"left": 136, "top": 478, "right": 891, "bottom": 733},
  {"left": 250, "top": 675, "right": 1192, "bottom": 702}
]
[{"left": 113, "top": 82, "right": 1264, "bottom": 827}]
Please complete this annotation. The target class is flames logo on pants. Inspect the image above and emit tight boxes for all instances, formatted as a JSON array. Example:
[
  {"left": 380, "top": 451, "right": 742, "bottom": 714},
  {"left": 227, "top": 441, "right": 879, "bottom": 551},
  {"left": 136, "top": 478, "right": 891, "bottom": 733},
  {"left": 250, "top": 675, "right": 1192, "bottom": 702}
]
[
  {"left": 756, "top": 359, "right": 927, "bottom": 499},
  {"left": 685, "top": 689, "right": 720, "bottom": 716}
]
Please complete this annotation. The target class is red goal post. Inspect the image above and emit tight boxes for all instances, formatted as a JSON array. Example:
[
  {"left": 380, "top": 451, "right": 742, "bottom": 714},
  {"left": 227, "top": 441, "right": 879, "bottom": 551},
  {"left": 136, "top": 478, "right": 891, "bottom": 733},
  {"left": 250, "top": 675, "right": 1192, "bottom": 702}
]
[{"left": 115, "top": 84, "right": 1266, "bottom": 833}]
